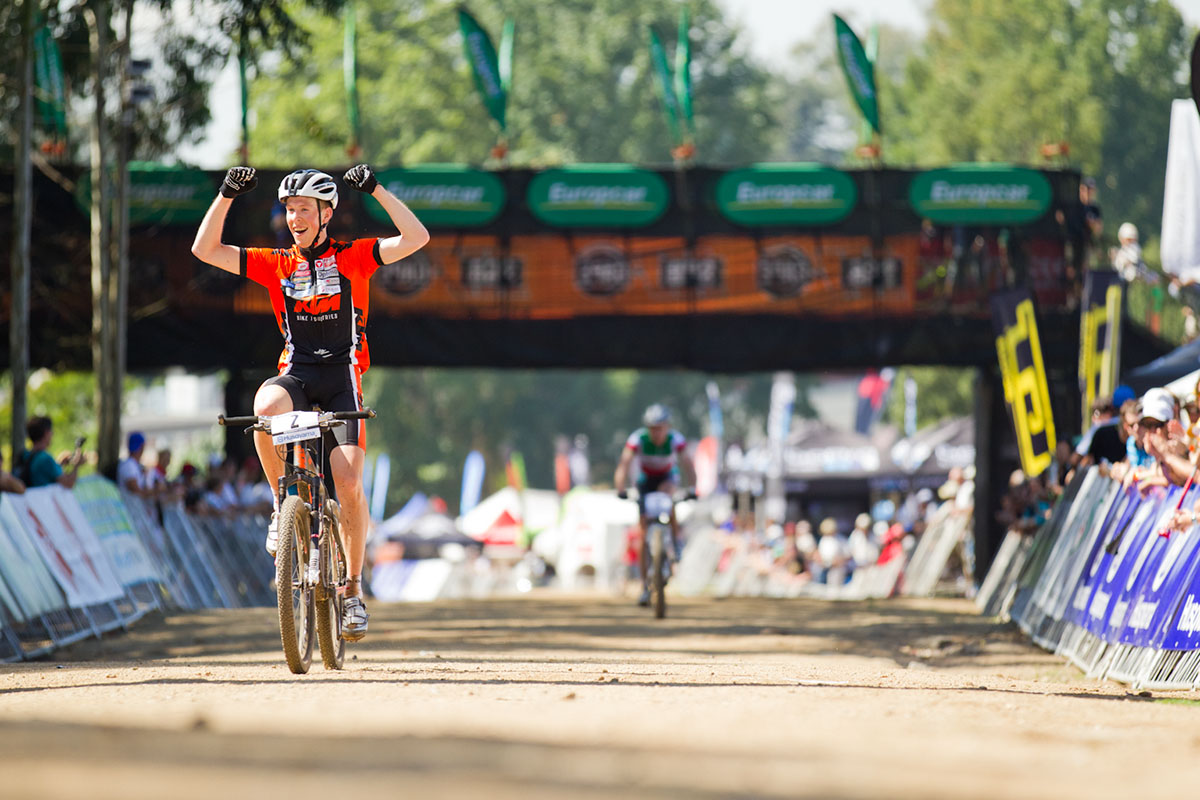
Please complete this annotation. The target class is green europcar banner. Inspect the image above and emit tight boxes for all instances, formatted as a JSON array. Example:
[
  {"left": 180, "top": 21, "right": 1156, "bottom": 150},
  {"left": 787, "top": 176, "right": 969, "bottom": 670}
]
[
  {"left": 76, "top": 165, "right": 215, "bottom": 226},
  {"left": 458, "top": 8, "right": 507, "bottom": 132},
  {"left": 716, "top": 165, "right": 858, "bottom": 226},
  {"left": 527, "top": 166, "right": 669, "bottom": 228},
  {"left": 833, "top": 14, "right": 880, "bottom": 135},
  {"left": 368, "top": 166, "right": 506, "bottom": 227},
  {"left": 909, "top": 166, "right": 1053, "bottom": 225}
]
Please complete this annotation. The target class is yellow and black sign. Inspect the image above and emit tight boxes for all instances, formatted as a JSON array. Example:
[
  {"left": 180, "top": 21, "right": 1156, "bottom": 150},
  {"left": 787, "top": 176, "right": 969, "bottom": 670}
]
[
  {"left": 1079, "top": 270, "right": 1123, "bottom": 429},
  {"left": 992, "top": 289, "right": 1057, "bottom": 478}
]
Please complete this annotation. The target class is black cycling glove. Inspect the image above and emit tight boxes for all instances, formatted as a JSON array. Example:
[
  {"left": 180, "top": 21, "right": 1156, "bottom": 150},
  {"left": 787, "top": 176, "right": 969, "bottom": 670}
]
[
  {"left": 344, "top": 164, "right": 378, "bottom": 194},
  {"left": 220, "top": 166, "right": 257, "bottom": 198}
]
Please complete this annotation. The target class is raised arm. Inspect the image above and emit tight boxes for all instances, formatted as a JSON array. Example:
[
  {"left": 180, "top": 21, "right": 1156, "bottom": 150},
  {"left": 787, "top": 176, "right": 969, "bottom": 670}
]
[
  {"left": 343, "top": 164, "right": 430, "bottom": 264},
  {"left": 191, "top": 167, "right": 258, "bottom": 274}
]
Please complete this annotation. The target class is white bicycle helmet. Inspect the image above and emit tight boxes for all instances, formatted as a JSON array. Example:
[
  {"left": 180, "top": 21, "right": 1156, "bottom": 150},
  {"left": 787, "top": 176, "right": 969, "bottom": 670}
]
[
  {"left": 278, "top": 169, "right": 339, "bottom": 209},
  {"left": 643, "top": 403, "right": 671, "bottom": 427}
]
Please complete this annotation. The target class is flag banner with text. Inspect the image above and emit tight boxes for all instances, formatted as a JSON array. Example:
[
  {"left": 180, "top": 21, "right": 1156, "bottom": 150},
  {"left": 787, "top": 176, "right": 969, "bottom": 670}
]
[
  {"left": 458, "top": 8, "right": 507, "bottom": 131},
  {"left": 832, "top": 14, "right": 880, "bottom": 135},
  {"left": 1079, "top": 270, "right": 1123, "bottom": 428},
  {"left": 991, "top": 289, "right": 1057, "bottom": 478}
]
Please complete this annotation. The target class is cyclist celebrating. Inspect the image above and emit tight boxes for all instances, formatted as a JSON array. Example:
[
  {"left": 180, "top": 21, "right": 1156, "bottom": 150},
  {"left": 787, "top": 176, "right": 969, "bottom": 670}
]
[
  {"left": 191, "top": 164, "right": 429, "bottom": 642},
  {"left": 614, "top": 403, "right": 695, "bottom": 606}
]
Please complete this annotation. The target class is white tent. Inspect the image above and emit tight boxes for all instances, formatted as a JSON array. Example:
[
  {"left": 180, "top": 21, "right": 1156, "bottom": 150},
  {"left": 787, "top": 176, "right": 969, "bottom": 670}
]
[{"left": 457, "top": 487, "right": 562, "bottom": 544}]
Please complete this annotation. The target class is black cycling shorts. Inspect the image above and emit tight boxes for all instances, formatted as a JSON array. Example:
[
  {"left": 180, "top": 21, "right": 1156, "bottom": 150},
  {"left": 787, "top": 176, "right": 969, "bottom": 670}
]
[
  {"left": 262, "top": 363, "right": 365, "bottom": 448},
  {"left": 635, "top": 472, "right": 672, "bottom": 516}
]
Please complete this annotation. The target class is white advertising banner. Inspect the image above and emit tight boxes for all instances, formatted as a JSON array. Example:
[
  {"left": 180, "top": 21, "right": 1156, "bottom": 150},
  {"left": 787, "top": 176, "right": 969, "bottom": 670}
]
[
  {"left": 72, "top": 477, "right": 161, "bottom": 588},
  {"left": 0, "top": 499, "right": 68, "bottom": 621},
  {"left": 1161, "top": 99, "right": 1200, "bottom": 282},
  {"left": 5, "top": 487, "right": 125, "bottom": 608}
]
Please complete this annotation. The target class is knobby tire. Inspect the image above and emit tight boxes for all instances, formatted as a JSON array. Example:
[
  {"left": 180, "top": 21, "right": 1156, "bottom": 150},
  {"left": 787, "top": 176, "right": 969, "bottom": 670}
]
[
  {"left": 652, "top": 526, "right": 667, "bottom": 619},
  {"left": 315, "top": 500, "right": 346, "bottom": 670},
  {"left": 276, "top": 495, "right": 314, "bottom": 674}
]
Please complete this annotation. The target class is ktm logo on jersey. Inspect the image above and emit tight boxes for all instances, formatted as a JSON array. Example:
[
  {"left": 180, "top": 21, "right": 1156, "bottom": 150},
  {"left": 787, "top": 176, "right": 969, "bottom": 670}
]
[{"left": 293, "top": 295, "right": 340, "bottom": 315}]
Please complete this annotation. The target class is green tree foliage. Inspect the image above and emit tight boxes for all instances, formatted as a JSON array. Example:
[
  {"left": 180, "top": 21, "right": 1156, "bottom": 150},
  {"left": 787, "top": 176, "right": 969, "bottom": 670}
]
[
  {"left": 881, "top": 0, "right": 1189, "bottom": 241},
  {"left": 882, "top": 366, "right": 977, "bottom": 433},
  {"left": 0, "top": 0, "right": 346, "bottom": 165},
  {"left": 0, "top": 371, "right": 101, "bottom": 467},
  {"left": 245, "top": 0, "right": 780, "bottom": 166}
]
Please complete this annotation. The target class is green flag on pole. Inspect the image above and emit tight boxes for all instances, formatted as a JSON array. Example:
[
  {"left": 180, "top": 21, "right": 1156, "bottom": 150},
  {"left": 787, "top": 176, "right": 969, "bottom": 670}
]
[
  {"left": 648, "top": 27, "right": 682, "bottom": 147},
  {"left": 833, "top": 14, "right": 881, "bottom": 135},
  {"left": 499, "top": 18, "right": 514, "bottom": 96},
  {"left": 344, "top": 1, "right": 362, "bottom": 157},
  {"left": 673, "top": 7, "right": 693, "bottom": 140},
  {"left": 32, "top": 24, "right": 67, "bottom": 142},
  {"left": 458, "top": 8, "right": 507, "bottom": 132}
]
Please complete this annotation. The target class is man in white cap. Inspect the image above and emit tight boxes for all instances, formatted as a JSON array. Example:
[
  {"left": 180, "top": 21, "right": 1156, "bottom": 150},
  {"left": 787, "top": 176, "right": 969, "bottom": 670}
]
[{"left": 1126, "top": 388, "right": 1176, "bottom": 478}]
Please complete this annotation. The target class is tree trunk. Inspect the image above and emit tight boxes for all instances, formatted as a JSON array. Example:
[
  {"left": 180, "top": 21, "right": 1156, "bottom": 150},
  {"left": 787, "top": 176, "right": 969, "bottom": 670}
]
[
  {"left": 9, "top": 0, "right": 34, "bottom": 463},
  {"left": 87, "top": 0, "right": 118, "bottom": 478}
]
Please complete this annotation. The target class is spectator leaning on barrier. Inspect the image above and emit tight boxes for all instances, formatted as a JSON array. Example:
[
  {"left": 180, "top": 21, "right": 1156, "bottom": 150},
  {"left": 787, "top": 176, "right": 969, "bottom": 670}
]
[
  {"left": 848, "top": 513, "right": 879, "bottom": 571},
  {"left": 1073, "top": 396, "right": 1127, "bottom": 472},
  {"left": 148, "top": 447, "right": 171, "bottom": 496},
  {"left": 117, "top": 432, "right": 151, "bottom": 496},
  {"left": 16, "top": 416, "right": 84, "bottom": 489},
  {"left": 817, "top": 517, "right": 851, "bottom": 585},
  {"left": 0, "top": 450, "right": 26, "bottom": 494}
]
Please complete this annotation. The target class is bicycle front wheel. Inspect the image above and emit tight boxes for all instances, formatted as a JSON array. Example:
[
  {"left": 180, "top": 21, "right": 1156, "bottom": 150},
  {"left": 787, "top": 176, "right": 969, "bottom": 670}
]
[
  {"left": 651, "top": 525, "right": 667, "bottom": 619},
  {"left": 276, "top": 495, "right": 314, "bottom": 674},
  {"left": 315, "top": 500, "right": 346, "bottom": 670}
]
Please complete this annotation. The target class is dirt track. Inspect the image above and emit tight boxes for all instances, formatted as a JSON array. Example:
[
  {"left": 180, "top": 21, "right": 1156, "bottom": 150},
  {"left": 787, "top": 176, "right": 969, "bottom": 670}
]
[{"left": 2, "top": 593, "right": 1200, "bottom": 799}]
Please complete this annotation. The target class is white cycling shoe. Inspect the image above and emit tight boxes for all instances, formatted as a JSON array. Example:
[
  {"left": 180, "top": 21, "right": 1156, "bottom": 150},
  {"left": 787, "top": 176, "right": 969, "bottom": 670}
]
[
  {"left": 265, "top": 511, "right": 279, "bottom": 557},
  {"left": 343, "top": 596, "right": 369, "bottom": 641}
]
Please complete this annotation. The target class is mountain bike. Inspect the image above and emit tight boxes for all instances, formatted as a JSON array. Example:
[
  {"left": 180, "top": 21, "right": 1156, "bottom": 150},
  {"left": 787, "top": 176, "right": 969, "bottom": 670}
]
[
  {"left": 621, "top": 488, "right": 695, "bottom": 619},
  {"left": 219, "top": 407, "right": 374, "bottom": 674}
]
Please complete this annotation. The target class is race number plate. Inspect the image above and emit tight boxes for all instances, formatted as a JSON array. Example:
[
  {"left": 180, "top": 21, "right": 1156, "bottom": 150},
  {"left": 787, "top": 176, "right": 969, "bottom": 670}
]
[{"left": 270, "top": 411, "right": 321, "bottom": 445}]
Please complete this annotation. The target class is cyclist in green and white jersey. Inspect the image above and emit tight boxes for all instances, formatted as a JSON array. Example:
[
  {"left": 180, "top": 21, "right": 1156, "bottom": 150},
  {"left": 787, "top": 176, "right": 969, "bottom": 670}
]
[{"left": 614, "top": 403, "right": 695, "bottom": 606}]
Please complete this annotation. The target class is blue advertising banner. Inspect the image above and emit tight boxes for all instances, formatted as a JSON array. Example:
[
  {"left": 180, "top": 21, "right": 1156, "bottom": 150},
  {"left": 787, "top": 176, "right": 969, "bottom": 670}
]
[
  {"left": 1067, "top": 485, "right": 1140, "bottom": 627},
  {"left": 1081, "top": 491, "right": 1166, "bottom": 638},
  {"left": 1158, "top": 527, "right": 1200, "bottom": 650},
  {"left": 1045, "top": 478, "right": 1120, "bottom": 622},
  {"left": 1102, "top": 488, "right": 1183, "bottom": 643},
  {"left": 1118, "top": 499, "right": 1200, "bottom": 648}
]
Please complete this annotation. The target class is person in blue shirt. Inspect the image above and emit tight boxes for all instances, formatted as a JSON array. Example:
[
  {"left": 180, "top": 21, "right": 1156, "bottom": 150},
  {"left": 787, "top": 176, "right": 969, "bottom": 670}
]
[{"left": 16, "top": 416, "right": 84, "bottom": 489}]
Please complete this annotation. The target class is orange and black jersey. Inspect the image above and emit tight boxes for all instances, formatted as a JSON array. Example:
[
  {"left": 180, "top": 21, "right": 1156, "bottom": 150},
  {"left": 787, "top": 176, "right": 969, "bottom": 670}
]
[{"left": 240, "top": 238, "right": 384, "bottom": 373}]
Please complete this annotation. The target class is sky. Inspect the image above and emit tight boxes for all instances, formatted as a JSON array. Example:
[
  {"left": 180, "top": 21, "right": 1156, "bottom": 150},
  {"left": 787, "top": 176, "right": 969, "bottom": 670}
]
[{"left": 179, "top": 0, "right": 1200, "bottom": 168}]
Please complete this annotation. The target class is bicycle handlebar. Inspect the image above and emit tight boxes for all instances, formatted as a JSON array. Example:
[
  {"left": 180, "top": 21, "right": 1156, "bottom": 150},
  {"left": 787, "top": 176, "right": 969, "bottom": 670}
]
[{"left": 218, "top": 407, "right": 377, "bottom": 427}]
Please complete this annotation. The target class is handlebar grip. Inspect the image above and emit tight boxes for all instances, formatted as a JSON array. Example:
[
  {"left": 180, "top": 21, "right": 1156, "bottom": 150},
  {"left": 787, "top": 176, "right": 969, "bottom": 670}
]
[
  {"left": 333, "top": 408, "right": 375, "bottom": 421},
  {"left": 219, "top": 414, "right": 259, "bottom": 426}
]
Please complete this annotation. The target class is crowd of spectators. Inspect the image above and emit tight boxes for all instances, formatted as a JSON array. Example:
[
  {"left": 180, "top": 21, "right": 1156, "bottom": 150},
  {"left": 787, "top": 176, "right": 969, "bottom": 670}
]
[
  {"left": 1039, "top": 377, "right": 1200, "bottom": 535},
  {"left": 111, "top": 431, "right": 273, "bottom": 518},
  {"left": 707, "top": 468, "right": 976, "bottom": 595}
]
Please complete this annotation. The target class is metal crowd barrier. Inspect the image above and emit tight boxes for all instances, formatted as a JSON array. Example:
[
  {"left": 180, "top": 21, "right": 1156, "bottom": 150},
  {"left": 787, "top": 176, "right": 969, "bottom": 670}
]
[
  {"left": 0, "top": 477, "right": 275, "bottom": 662},
  {"left": 981, "top": 465, "right": 1200, "bottom": 690}
]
